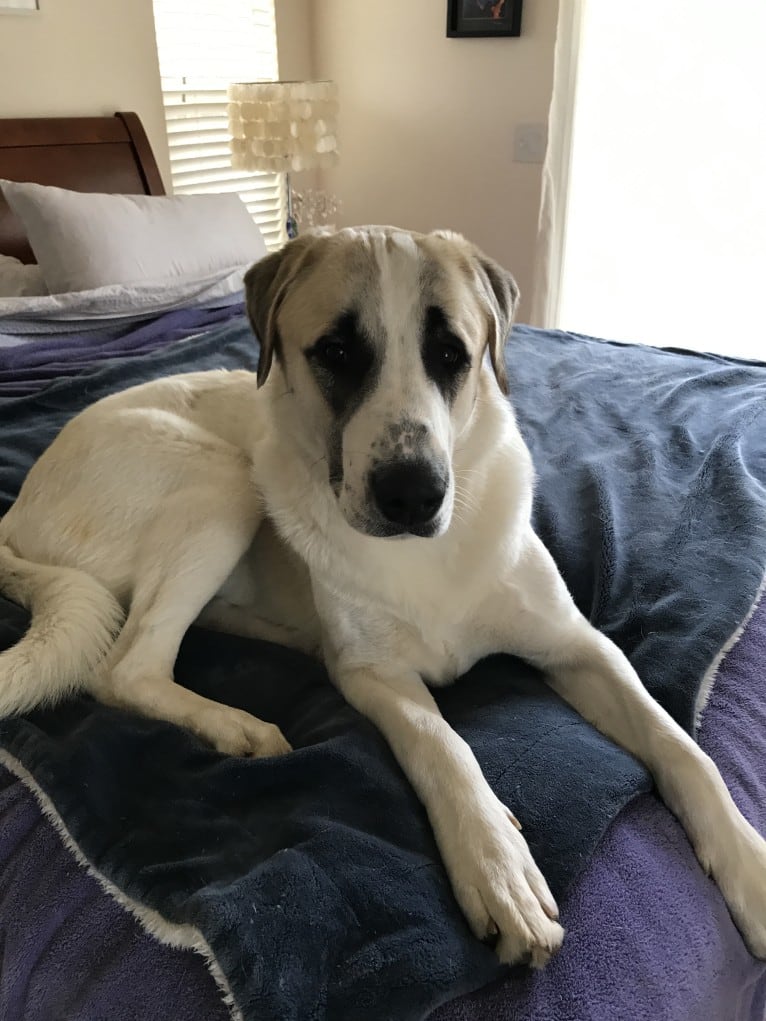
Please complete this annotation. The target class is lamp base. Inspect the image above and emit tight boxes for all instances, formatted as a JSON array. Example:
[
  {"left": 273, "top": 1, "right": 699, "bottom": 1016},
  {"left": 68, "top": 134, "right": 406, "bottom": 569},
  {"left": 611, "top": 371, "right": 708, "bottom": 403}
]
[{"left": 285, "top": 172, "right": 299, "bottom": 240}]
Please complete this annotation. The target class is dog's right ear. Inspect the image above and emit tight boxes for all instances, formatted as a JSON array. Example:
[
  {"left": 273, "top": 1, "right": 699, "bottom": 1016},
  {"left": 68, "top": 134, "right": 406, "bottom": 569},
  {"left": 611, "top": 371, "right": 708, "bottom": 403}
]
[{"left": 244, "top": 235, "right": 319, "bottom": 387}]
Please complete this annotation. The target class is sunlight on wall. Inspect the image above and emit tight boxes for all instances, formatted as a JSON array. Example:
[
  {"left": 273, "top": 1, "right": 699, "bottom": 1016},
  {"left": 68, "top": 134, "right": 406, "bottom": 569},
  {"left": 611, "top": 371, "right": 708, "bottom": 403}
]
[{"left": 559, "top": 1, "right": 766, "bottom": 359}]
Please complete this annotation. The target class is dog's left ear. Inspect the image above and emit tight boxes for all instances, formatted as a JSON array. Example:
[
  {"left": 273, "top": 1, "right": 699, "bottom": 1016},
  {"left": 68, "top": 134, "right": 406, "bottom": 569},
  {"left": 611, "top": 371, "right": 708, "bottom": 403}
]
[
  {"left": 473, "top": 252, "right": 520, "bottom": 396},
  {"left": 244, "top": 234, "right": 319, "bottom": 386}
]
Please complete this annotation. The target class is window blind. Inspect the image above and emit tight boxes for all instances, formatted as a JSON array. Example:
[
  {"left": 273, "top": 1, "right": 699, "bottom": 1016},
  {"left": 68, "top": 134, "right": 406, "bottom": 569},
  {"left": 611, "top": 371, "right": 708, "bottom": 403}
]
[{"left": 152, "top": 0, "right": 285, "bottom": 250}]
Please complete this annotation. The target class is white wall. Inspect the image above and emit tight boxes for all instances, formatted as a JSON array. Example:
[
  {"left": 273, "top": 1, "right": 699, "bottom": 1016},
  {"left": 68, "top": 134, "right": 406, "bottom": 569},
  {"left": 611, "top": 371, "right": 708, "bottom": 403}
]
[
  {"left": 312, "top": 0, "right": 559, "bottom": 320},
  {"left": 0, "top": 0, "right": 170, "bottom": 188}
]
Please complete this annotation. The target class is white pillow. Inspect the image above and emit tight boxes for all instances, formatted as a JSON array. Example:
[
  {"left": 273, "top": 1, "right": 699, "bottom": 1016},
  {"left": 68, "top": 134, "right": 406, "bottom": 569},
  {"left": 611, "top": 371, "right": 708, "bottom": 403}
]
[
  {"left": 0, "top": 180, "right": 268, "bottom": 294},
  {"left": 0, "top": 269, "right": 249, "bottom": 331},
  {"left": 0, "top": 254, "right": 47, "bottom": 298}
]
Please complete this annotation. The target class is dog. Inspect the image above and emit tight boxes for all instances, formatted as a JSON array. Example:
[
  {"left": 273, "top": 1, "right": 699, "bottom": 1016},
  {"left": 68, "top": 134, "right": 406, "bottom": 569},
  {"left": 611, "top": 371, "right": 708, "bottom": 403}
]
[{"left": 0, "top": 226, "right": 764, "bottom": 967}]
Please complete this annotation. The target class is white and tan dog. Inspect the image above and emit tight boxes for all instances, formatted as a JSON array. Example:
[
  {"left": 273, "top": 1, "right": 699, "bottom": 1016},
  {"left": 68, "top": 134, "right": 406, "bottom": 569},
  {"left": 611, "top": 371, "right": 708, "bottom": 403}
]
[{"left": 0, "top": 227, "right": 764, "bottom": 966}]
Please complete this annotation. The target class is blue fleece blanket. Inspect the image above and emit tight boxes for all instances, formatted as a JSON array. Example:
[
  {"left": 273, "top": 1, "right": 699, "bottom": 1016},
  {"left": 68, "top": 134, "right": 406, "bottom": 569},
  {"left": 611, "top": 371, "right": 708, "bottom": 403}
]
[{"left": 0, "top": 321, "right": 764, "bottom": 1021}]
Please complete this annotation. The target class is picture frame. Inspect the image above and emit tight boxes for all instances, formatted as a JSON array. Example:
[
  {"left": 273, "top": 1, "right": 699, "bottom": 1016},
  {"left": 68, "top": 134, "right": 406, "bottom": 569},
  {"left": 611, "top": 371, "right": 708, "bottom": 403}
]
[
  {"left": 447, "top": 0, "right": 522, "bottom": 38},
  {"left": 0, "top": 0, "right": 40, "bottom": 11}
]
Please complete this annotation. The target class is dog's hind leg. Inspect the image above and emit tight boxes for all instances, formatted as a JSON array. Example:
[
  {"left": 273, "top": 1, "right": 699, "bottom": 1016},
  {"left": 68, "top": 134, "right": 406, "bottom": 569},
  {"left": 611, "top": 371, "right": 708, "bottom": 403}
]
[
  {"left": 0, "top": 545, "right": 123, "bottom": 716},
  {"left": 88, "top": 480, "right": 291, "bottom": 759}
]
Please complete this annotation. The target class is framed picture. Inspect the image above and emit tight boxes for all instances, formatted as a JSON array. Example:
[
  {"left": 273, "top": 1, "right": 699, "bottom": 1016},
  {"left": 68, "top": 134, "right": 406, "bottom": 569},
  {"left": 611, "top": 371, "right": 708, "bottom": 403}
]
[
  {"left": 0, "top": 0, "right": 40, "bottom": 11},
  {"left": 447, "top": 0, "right": 522, "bottom": 38}
]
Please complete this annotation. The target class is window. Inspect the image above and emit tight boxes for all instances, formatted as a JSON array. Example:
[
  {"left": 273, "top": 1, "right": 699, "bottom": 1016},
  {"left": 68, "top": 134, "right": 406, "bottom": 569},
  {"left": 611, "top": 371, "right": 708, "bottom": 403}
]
[
  {"left": 152, "top": 0, "right": 285, "bottom": 249},
  {"left": 554, "top": 0, "right": 766, "bottom": 359}
]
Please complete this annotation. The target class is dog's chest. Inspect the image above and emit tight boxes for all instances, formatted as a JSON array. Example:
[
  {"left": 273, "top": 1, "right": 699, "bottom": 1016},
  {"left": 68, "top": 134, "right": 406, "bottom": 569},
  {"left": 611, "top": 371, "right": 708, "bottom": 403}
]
[
  {"left": 384, "top": 569, "right": 478, "bottom": 683},
  {"left": 256, "top": 455, "right": 512, "bottom": 684},
  {"left": 398, "top": 624, "right": 468, "bottom": 687},
  {"left": 312, "top": 542, "right": 492, "bottom": 685}
]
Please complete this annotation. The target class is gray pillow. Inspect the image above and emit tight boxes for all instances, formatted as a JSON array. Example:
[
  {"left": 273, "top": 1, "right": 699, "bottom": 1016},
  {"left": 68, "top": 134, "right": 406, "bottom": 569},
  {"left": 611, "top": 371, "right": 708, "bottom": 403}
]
[{"left": 1, "top": 180, "right": 268, "bottom": 294}]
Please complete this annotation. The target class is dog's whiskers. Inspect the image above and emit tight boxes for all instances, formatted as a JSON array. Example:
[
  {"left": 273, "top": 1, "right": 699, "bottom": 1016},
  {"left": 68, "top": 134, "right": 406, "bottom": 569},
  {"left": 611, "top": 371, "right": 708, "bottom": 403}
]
[
  {"left": 452, "top": 504, "right": 479, "bottom": 526},
  {"left": 453, "top": 483, "right": 481, "bottom": 517}
]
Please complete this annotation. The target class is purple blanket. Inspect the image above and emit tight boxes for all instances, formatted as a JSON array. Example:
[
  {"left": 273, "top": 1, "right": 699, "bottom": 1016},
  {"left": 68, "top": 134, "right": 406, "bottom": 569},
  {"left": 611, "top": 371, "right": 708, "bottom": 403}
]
[
  {"left": 1, "top": 596, "right": 763, "bottom": 1021},
  {"left": 0, "top": 301, "right": 245, "bottom": 396}
]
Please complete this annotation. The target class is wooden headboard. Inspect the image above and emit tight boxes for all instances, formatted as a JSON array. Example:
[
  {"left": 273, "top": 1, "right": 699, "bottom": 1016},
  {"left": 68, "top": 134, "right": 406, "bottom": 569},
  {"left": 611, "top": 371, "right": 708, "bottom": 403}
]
[{"left": 0, "top": 112, "right": 165, "bottom": 263}]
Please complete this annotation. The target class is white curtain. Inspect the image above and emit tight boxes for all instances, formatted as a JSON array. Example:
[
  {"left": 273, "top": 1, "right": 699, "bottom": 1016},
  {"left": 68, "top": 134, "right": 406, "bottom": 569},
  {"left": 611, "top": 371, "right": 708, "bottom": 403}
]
[{"left": 530, "top": 0, "right": 583, "bottom": 329}]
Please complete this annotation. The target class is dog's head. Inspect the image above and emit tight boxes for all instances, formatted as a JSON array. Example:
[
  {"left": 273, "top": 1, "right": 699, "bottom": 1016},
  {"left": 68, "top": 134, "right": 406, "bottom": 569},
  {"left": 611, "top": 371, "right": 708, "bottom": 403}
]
[{"left": 245, "top": 226, "right": 519, "bottom": 539}]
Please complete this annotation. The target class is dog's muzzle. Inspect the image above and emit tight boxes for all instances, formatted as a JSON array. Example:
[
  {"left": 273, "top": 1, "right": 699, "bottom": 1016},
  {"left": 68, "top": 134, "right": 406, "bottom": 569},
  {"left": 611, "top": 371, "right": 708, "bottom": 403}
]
[{"left": 369, "top": 459, "right": 447, "bottom": 536}]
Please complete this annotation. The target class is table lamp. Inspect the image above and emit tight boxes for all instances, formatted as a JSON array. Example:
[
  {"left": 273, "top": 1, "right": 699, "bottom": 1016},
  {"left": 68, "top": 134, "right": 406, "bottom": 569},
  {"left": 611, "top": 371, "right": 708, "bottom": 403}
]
[{"left": 228, "top": 80, "right": 339, "bottom": 239}]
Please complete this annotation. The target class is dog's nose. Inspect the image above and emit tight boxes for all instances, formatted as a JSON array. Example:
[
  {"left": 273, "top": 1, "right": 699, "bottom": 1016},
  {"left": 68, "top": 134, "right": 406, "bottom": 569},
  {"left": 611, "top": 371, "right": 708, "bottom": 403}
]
[{"left": 370, "top": 460, "right": 447, "bottom": 529}]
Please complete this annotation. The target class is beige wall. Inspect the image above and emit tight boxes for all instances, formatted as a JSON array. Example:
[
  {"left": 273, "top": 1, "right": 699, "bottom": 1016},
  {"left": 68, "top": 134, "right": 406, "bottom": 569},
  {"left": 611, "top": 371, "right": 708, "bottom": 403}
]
[
  {"left": 0, "top": 0, "right": 170, "bottom": 188},
  {"left": 275, "top": 0, "right": 320, "bottom": 194},
  {"left": 311, "top": 0, "right": 558, "bottom": 320},
  {"left": 275, "top": 0, "right": 316, "bottom": 81},
  {"left": 0, "top": 0, "right": 558, "bottom": 312}
]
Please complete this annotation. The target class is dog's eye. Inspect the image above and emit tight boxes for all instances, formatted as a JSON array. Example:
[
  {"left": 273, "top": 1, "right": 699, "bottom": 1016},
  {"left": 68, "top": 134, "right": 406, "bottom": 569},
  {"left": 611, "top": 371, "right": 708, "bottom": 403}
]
[
  {"left": 422, "top": 307, "right": 470, "bottom": 399},
  {"left": 436, "top": 341, "right": 467, "bottom": 372},
  {"left": 313, "top": 339, "right": 349, "bottom": 370},
  {"left": 439, "top": 344, "right": 463, "bottom": 368}
]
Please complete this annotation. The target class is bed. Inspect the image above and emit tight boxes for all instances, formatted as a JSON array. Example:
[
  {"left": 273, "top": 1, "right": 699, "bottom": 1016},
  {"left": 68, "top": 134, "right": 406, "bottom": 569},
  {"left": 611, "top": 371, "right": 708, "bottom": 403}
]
[{"left": 0, "top": 113, "right": 764, "bottom": 1021}]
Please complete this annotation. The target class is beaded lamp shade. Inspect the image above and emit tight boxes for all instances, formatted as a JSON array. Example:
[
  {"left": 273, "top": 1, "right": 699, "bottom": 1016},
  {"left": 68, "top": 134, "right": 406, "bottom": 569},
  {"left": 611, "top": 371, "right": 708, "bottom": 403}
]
[{"left": 227, "top": 80, "right": 339, "bottom": 173}]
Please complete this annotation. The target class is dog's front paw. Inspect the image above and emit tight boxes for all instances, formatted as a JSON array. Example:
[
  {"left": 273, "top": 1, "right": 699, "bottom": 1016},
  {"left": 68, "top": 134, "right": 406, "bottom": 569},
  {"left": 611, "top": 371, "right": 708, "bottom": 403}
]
[
  {"left": 711, "top": 820, "right": 766, "bottom": 959},
  {"left": 190, "top": 706, "right": 292, "bottom": 759},
  {"left": 440, "top": 799, "right": 564, "bottom": 967}
]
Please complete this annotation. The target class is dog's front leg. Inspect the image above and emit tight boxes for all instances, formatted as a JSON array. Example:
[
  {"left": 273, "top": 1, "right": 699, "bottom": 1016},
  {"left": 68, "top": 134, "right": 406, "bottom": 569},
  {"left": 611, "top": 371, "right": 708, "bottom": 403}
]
[
  {"left": 494, "top": 530, "right": 766, "bottom": 958},
  {"left": 331, "top": 660, "right": 564, "bottom": 966}
]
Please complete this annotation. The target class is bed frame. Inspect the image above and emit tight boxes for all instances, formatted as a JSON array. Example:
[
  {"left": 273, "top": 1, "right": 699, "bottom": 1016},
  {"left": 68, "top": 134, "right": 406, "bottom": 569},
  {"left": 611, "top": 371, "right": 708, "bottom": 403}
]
[{"left": 0, "top": 112, "right": 165, "bottom": 263}]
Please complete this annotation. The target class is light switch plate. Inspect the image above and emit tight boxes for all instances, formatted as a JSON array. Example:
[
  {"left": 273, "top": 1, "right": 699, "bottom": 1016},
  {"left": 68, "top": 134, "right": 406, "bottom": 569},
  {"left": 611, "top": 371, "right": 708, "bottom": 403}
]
[{"left": 513, "top": 123, "right": 547, "bottom": 164}]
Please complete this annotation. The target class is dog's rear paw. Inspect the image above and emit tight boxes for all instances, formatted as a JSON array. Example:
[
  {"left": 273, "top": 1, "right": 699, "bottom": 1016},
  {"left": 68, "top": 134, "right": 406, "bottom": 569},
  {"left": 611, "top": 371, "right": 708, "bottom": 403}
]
[
  {"left": 442, "top": 798, "right": 564, "bottom": 968},
  {"left": 191, "top": 707, "right": 292, "bottom": 759}
]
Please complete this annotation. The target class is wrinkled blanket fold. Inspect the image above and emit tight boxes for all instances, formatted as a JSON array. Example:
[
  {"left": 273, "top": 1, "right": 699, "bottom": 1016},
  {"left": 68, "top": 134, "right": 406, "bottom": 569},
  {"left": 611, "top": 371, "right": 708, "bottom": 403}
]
[
  {"left": 0, "top": 322, "right": 764, "bottom": 1020},
  {"left": 0, "top": 300, "right": 245, "bottom": 395}
]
